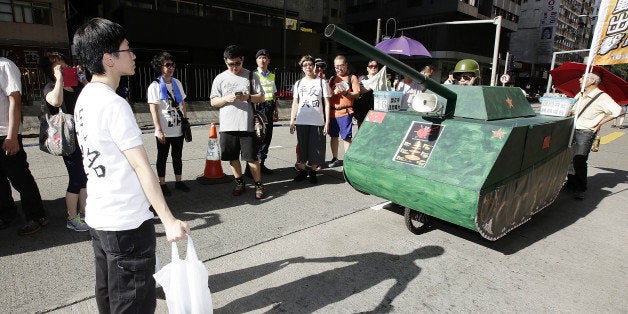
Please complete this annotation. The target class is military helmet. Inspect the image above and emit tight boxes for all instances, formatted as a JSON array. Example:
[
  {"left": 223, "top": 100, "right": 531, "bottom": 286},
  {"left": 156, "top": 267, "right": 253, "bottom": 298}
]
[{"left": 453, "top": 59, "right": 480, "bottom": 77}]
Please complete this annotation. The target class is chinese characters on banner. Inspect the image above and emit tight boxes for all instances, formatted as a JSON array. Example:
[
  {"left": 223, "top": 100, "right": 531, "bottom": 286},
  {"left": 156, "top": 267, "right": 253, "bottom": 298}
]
[
  {"left": 393, "top": 122, "right": 444, "bottom": 167},
  {"left": 536, "top": 0, "right": 561, "bottom": 64},
  {"left": 591, "top": 0, "right": 628, "bottom": 65}
]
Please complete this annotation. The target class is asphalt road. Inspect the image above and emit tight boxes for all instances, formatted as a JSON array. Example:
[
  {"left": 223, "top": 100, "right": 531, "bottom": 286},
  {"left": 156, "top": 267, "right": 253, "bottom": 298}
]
[{"left": 1, "top": 121, "right": 626, "bottom": 313}]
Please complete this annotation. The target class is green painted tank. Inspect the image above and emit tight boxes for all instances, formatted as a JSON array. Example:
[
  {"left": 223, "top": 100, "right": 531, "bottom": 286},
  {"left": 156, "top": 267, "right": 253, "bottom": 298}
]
[{"left": 325, "top": 25, "right": 573, "bottom": 240}]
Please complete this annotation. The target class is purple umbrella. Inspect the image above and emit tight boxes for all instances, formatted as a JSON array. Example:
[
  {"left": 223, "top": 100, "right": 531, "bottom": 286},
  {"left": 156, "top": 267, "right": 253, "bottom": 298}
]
[{"left": 375, "top": 36, "right": 431, "bottom": 57}]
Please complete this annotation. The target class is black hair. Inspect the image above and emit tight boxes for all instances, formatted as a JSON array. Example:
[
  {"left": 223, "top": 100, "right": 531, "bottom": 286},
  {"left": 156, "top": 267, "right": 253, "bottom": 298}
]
[
  {"left": 223, "top": 45, "right": 243, "bottom": 60},
  {"left": 72, "top": 18, "right": 126, "bottom": 75},
  {"left": 39, "top": 52, "right": 68, "bottom": 81},
  {"left": 151, "top": 51, "right": 174, "bottom": 73}
]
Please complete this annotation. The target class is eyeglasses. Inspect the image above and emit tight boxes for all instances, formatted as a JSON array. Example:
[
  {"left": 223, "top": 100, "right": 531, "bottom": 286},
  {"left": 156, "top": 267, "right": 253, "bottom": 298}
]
[
  {"left": 110, "top": 48, "right": 134, "bottom": 55},
  {"left": 301, "top": 62, "right": 314, "bottom": 68},
  {"left": 454, "top": 74, "right": 474, "bottom": 81},
  {"left": 315, "top": 64, "right": 326, "bottom": 69},
  {"left": 163, "top": 62, "right": 175, "bottom": 68},
  {"left": 334, "top": 64, "right": 346, "bottom": 69},
  {"left": 226, "top": 61, "right": 242, "bottom": 67},
  {"left": 367, "top": 65, "right": 378, "bottom": 69}
]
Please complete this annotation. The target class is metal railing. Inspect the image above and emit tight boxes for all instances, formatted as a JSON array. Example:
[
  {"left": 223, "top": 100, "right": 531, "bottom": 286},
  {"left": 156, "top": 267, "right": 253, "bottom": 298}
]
[{"left": 19, "top": 63, "right": 303, "bottom": 104}]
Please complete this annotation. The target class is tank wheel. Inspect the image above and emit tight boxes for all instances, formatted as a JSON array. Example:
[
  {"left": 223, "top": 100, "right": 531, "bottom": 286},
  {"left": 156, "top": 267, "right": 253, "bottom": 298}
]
[{"left": 404, "top": 207, "right": 430, "bottom": 234}]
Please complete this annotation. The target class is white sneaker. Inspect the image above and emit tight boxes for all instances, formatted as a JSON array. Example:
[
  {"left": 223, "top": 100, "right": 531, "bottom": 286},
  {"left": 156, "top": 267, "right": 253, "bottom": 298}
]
[{"left": 67, "top": 216, "right": 90, "bottom": 232}]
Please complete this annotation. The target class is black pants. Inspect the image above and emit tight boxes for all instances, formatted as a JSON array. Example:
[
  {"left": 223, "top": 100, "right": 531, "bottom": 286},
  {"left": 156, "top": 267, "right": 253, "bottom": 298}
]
[
  {"left": 91, "top": 219, "right": 157, "bottom": 313},
  {"left": 155, "top": 135, "right": 184, "bottom": 178},
  {"left": 568, "top": 129, "right": 596, "bottom": 192},
  {"left": 0, "top": 135, "right": 44, "bottom": 221},
  {"left": 256, "top": 101, "right": 275, "bottom": 163}
]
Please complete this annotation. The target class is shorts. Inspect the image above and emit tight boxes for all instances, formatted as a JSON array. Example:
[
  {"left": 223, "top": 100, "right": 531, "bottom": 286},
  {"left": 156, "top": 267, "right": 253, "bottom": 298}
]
[
  {"left": 220, "top": 131, "right": 258, "bottom": 162},
  {"left": 329, "top": 114, "right": 353, "bottom": 140}
]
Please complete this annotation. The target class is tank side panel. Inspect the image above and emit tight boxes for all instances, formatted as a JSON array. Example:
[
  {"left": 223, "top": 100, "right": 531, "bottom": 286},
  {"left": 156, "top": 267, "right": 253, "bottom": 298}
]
[{"left": 476, "top": 148, "right": 572, "bottom": 240}]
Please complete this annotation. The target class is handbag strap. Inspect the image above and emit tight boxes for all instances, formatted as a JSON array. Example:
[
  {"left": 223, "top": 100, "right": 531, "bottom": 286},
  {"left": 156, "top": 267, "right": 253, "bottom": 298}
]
[
  {"left": 576, "top": 91, "right": 604, "bottom": 118},
  {"left": 164, "top": 87, "right": 186, "bottom": 119},
  {"left": 248, "top": 70, "right": 258, "bottom": 114}
]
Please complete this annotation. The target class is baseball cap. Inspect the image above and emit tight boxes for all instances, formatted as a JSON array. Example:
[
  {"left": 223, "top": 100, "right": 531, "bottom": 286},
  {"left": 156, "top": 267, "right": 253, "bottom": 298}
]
[
  {"left": 314, "top": 58, "right": 326, "bottom": 68},
  {"left": 256, "top": 49, "right": 270, "bottom": 58}
]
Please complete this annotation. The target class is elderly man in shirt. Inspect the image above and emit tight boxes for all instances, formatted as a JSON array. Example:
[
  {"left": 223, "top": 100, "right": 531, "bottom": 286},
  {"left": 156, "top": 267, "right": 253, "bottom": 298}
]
[{"left": 567, "top": 71, "right": 622, "bottom": 200}]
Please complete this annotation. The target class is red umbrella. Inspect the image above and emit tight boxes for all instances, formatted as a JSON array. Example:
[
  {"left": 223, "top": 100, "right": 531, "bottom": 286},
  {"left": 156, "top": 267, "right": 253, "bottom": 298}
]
[{"left": 549, "top": 62, "right": 628, "bottom": 104}]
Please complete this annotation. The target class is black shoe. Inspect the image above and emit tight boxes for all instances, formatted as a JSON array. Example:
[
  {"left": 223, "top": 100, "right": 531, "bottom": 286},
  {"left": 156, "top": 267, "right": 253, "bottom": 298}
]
[
  {"left": 160, "top": 184, "right": 172, "bottom": 197},
  {"left": 574, "top": 191, "right": 585, "bottom": 200},
  {"left": 18, "top": 220, "right": 41, "bottom": 236},
  {"left": 37, "top": 217, "right": 49, "bottom": 226},
  {"left": 244, "top": 165, "right": 253, "bottom": 178},
  {"left": 260, "top": 164, "right": 274, "bottom": 175},
  {"left": 174, "top": 181, "right": 190, "bottom": 192},
  {"left": 294, "top": 170, "right": 307, "bottom": 182},
  {"left": 328, "top": 157, "right": 342, "bottom": 168},
  {"left": 308, "top": 170, "right": 318, "bottom": 184}
]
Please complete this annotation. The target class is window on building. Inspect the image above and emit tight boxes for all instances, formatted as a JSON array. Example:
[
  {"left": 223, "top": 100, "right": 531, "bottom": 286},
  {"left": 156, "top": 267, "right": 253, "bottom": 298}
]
[
  {"left": 0, "top": 1, "right": 51, "bottom": 25},
  {"left": 0, "top": 1, "right": 12, "bottom": 22},
  {"left": 121, "top": 0, "right": 154, "bottom": 10}
]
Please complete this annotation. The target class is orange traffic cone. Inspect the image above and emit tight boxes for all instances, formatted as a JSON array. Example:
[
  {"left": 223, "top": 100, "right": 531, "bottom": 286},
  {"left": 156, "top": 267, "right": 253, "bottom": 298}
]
[{"left": 197, "top": 123, "right": 230, "bottom": 185}]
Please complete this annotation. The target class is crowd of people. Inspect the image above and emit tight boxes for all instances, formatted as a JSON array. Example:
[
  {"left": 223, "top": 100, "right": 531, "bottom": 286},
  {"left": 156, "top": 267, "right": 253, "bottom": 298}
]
[{"left": 0, "top": 16, "right": 623, "bottom": 312}]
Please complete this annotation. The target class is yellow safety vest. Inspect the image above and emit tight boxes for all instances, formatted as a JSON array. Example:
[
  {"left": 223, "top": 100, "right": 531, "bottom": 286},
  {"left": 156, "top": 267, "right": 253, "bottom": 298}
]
[{"left": 255, "top": 70, "right": 275, "bottom": 102}]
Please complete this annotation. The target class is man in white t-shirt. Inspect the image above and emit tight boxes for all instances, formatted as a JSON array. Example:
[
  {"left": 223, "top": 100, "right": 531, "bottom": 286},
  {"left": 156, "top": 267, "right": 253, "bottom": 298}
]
[
  {"left": 567, "top": 71, "right": 621, "bottom": 200},
  {"left": 73, "top": 18, "right": 189, "bottom": 313},
  {"left": 210, "top": 45, "right": 265, "bottom": 199},
  {"left": 0, "top": 57, "right": 46, "bottom": 235}
]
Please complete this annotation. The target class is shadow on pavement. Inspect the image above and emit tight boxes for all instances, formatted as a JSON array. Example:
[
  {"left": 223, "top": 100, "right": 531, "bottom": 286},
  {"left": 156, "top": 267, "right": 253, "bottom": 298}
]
[
  {"left": 153, "top": 165, "right": 347, "bottom": 238},
  {"left": 209, "top": 245, "right": 444, "bottom": 313},
  {"left": 0, "top": 165, "right": 347, "bottom": 257},
  {"left": 384, "top": 166, "right": 627, "bottom": 255}
]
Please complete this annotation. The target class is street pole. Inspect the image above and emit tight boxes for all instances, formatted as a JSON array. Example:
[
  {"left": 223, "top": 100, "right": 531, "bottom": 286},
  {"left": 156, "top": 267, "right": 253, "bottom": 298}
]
[
  {"left": 376, "top": 18, "right": 381, "bottom": 45},
  {"left": 399, "top": 17, "right": 502, "bottom": 86},
  {"left": 282, "top": 0, "right": 286, "bottom": 73},
  {"left": 503, "top": 51, "right": 509, "bottom": 86},
  {"left": 490, "top": 16, "right": 502, "bottom": 86},
  {"left": 545, "top": 48, "right": 590, "bottom": 94}
]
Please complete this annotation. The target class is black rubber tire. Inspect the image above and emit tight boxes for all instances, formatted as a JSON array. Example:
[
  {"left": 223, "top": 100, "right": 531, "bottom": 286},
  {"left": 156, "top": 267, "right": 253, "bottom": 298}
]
[{"left": 404, "top": 207, "right": 430, "bottom": 234}]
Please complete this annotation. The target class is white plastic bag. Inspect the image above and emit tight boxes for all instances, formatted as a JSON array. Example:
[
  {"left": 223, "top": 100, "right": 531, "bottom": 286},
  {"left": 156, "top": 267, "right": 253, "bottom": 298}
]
[{"left": 153, "top": 236, "right": 213, "bottom": 314}]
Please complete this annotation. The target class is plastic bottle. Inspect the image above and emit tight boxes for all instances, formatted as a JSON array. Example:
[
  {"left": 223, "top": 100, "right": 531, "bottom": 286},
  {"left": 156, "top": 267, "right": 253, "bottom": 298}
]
[{"left": 591, "top": 135, "right": 601, "bottom": 152}]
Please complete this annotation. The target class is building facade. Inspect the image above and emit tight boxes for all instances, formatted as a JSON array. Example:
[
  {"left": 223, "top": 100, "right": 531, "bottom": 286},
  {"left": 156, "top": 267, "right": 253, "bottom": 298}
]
[
  {"left": 0, "top": 0, "right": 69, "bottom": 102},
  {"left": 344, "top": 0, "right": 523, "bottom": 84},
  {"left": 508, "top": 0, "right": 598, "bottom": 93}
]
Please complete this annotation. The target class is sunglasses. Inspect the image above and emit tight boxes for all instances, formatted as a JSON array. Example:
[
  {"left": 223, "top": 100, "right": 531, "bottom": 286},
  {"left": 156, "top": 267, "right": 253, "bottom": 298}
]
[
  {"left": 315, "top": 64, "right": 326, "bottom": 69},
  {"left": 226, "top": 61, "right": 242, "bottom": 67},
  {"left": 367, "top": 65, "right": 378, "bottom": 69},
  {"left": 163, "top": 62, "right": 175, "bottom": 68},
  {"left": 454, "top": 74, "right": 474, "bottom": 81}
]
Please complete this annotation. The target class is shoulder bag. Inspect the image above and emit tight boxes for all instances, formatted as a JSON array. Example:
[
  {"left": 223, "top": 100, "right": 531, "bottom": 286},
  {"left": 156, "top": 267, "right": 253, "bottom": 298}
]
[
  {"left": 39, "top": 102, "right": 76, "bottom": 156},
  {"left": 166, "top": 88, "right": 192, "bottom": 142},
  {"left": 249, "top": 70, "right": 267, "bottom": 143}
]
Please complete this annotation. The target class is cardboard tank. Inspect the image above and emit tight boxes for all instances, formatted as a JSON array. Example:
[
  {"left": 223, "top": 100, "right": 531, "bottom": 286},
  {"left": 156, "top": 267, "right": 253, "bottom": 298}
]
[{"left": 324, "top": 25, "right": 574, "bottom": 240}]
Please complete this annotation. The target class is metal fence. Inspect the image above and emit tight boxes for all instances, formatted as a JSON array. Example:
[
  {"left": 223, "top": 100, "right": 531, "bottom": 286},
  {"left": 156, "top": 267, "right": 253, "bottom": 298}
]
[
  {"left": 126, "top": 64, "right": 302, "bottom": 102},
  {"left": 18, "top": 64, "right": 303, "bottom": 104}
]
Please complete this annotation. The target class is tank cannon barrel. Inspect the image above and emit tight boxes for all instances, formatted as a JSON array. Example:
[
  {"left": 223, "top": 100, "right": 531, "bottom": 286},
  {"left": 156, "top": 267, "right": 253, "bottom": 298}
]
[{"left": 324, "top": 24, "right": 457, "bottom": 116}]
